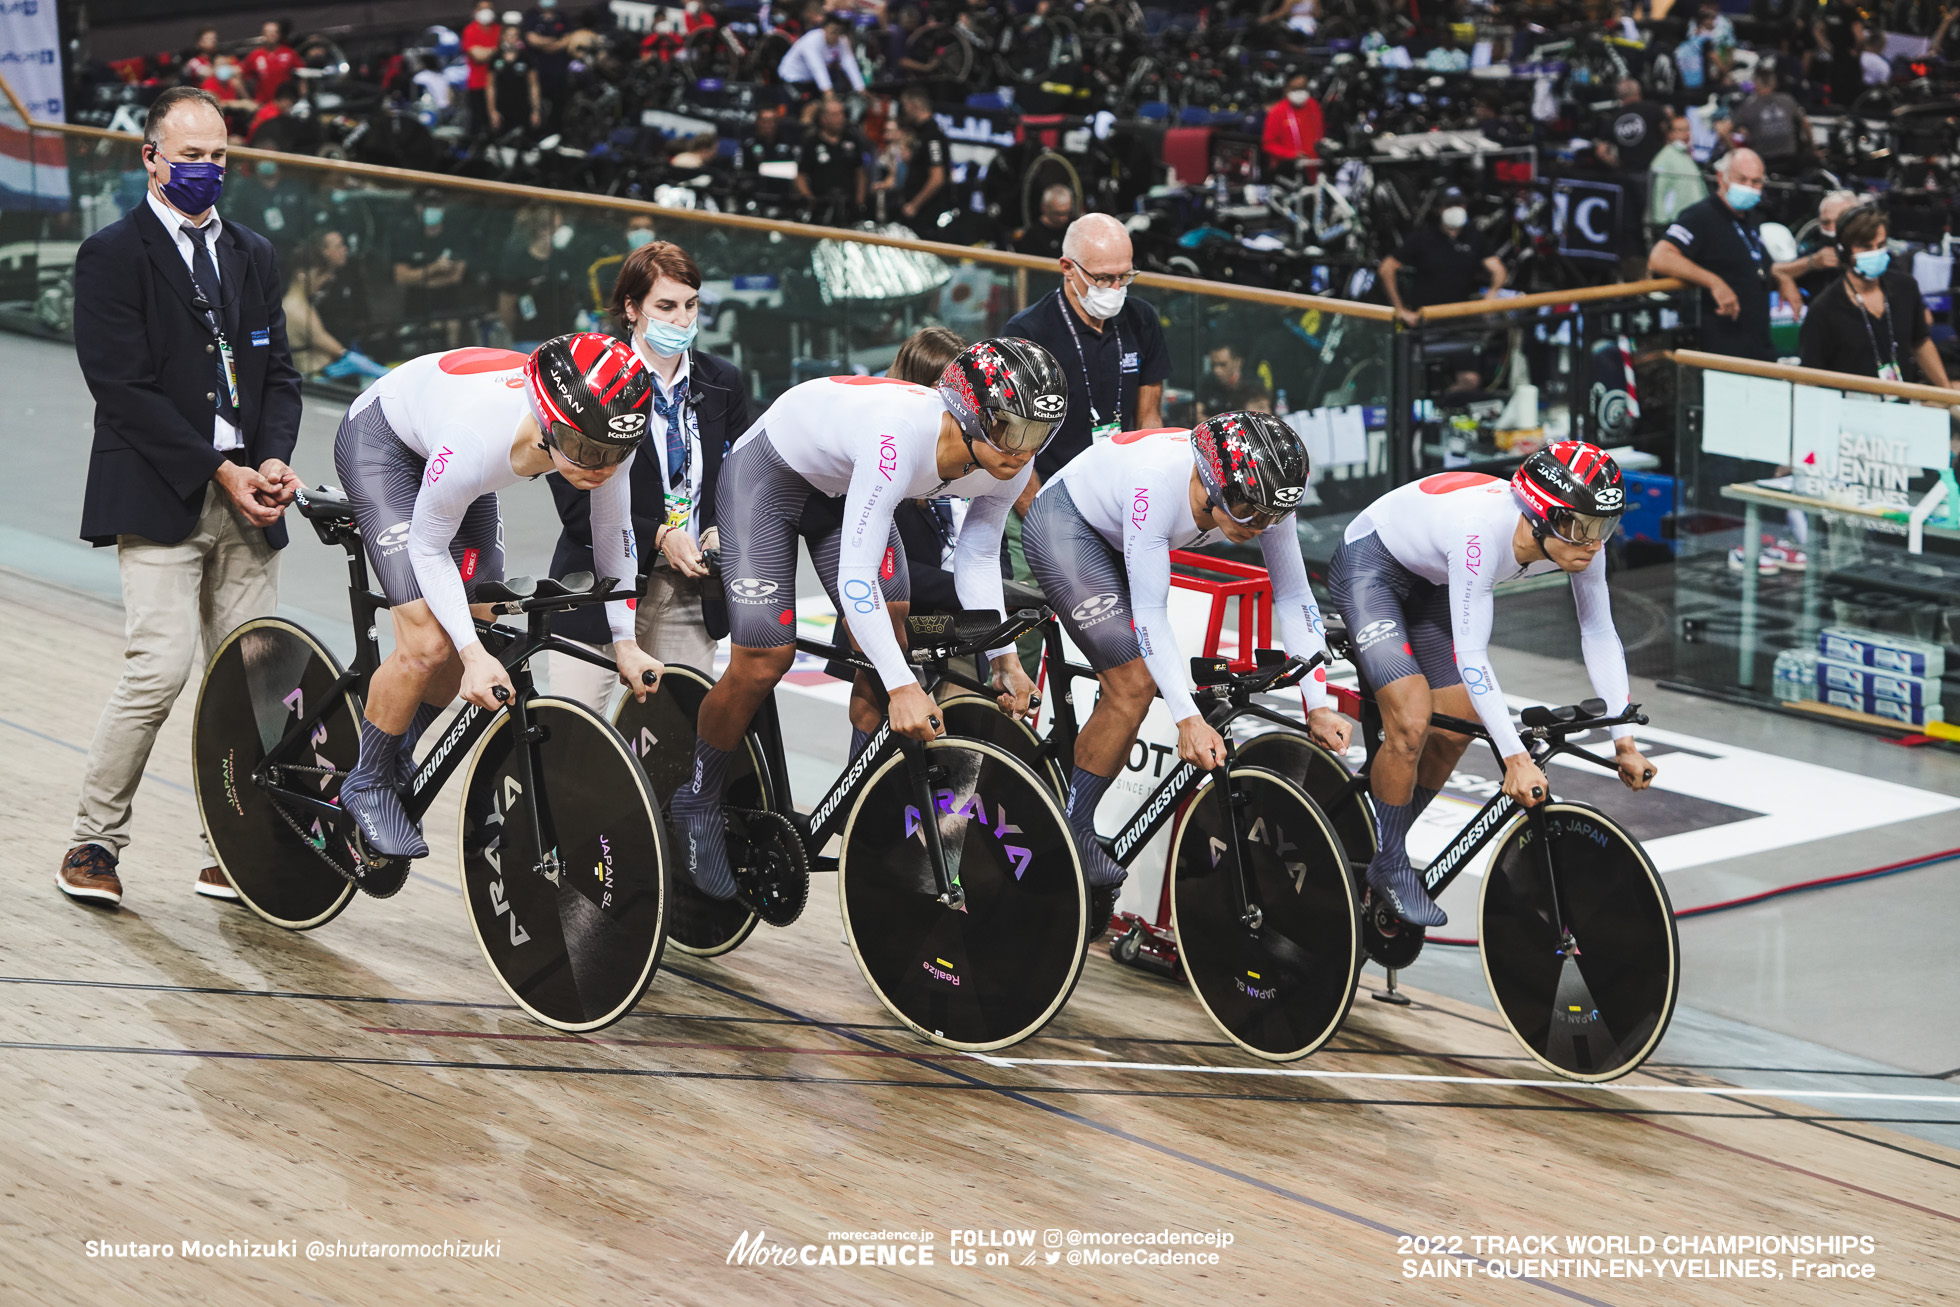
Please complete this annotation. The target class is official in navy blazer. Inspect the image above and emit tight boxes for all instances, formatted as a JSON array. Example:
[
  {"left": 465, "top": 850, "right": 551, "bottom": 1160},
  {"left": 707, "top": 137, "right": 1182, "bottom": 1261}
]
[
  {"left": 546, "top": 240, "right": 753, "bottom": 710},
  {"left": 58, "top": 87, "right": 304, "bottom": 911}
]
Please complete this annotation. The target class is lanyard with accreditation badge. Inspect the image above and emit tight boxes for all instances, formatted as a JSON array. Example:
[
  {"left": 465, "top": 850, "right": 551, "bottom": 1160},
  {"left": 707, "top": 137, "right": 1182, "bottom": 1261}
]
[{"left": 1061, "top": 295, "right": 1125, "bottom": 443}]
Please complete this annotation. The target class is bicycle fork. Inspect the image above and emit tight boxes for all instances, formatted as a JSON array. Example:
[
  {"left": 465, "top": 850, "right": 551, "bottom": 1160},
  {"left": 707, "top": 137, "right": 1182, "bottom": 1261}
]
[
  {"left": 497, "top": 682, "right": 562, "bottom": 890},
  {"left": 901, "top": 739, "right": 965, "bottom": 913},
  {"left": 1214, "top": 739, "right": 1263, "bottom": 932}
]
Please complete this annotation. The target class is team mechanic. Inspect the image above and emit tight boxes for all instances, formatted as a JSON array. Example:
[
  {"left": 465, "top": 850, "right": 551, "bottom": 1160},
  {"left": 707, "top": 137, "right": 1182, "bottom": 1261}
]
[{"left": 1327, "top": 443, "right": 1661, "bottom": 928}]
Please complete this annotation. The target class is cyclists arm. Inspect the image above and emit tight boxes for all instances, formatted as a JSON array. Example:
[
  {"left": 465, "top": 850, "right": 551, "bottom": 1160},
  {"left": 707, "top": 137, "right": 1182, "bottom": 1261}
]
[
  {"left": 834, "top": 442, "right": 917, "bottom": 692},
  {"left": 1124, "top": 506, "right": 1199, "bottom": 724},
  {"left": 1572, "top": 547, "right": 1635, "bottom": 741},
  {"left": 1447, "top": 542, "right": 1526, "bottom": 759},
  {"left": 951, "top": 467, "right": 1025, "bottom": 660},
  {"left": 1255, "top": 523, "right": 1332, "bottom": 712},
  {"left": 586, "top": 451, "right": 641, "bottom": 645},
  {"left": 407, "top": 436, "right": 494, "bottom": 655}
]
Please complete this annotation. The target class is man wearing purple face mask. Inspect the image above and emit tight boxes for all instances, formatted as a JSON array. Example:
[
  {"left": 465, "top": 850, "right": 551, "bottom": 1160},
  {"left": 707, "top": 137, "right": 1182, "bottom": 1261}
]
[{"left": 57, "top": 86, "right": 303, "bottom": 911}]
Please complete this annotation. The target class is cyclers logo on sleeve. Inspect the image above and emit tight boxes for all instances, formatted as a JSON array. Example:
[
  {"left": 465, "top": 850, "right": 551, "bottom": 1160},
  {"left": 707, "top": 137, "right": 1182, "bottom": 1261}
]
[
  {"left": 842, "top": 578, "right": 879, "bottom": 613},
  {"left": 1462, "top": 665, "right": 1493, "bottom": 695},
  {"left": 1071, "top": 593, "right": 1121, "bottom": 626},
  {"left": 728, "top": 577, "right": 779, "bottom": 603},
  {"left": 1354, "top": 618, "right": 1398, "bottom": 651}
]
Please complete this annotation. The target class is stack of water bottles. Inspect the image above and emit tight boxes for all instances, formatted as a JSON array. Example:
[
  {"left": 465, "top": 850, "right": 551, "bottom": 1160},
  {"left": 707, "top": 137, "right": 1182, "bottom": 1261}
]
[{"left": 1776, "top": 626, "right": 1949, "bottom": 727}]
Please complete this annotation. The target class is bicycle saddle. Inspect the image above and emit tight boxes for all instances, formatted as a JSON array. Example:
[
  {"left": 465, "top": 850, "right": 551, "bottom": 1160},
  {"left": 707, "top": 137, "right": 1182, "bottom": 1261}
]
[
  {"left": 1321, "top": 614, "right": 1352, "bottom": 655},
  {"left": 295, "top": 484, "right": 355, "bottom": 523}
]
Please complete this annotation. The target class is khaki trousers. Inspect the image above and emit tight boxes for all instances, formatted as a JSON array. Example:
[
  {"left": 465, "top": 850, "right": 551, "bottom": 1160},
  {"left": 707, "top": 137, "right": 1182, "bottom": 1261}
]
[
  {"left": 72, "top": 483, "right": 281, "bottom": 860},
  {"left": 547, "top": 568, "right": 720, "bottom": 716}
]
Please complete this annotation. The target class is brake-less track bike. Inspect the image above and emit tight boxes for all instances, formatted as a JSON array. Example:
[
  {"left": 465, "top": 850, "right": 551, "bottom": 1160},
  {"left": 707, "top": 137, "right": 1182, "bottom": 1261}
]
[{"left": 191, "top": 485, "right": 671, "bottom": 1032}]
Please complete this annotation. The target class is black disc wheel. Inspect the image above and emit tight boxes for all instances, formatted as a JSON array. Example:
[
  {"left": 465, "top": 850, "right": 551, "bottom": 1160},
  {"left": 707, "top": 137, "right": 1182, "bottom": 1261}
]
[
  {"left": 1232, "top": 729, "right": 1376, "bottom": 876},
  {"left": 1170, "top": 766, "right": 1362, "bottom": 1062},
  {"left": 613, "top": 665, "right": 771, "bottom": 957},
  {"left": 192, "top": 618, "right": 362, "bottom": 930},
  {"left": 1479, "top": 802, "right": 1679, "bottom": 1082},
  {"left": 459, "top": 697, "right": 668, "bottom": 1032},
  {"left": 840, "top": 738, "right": 1086, "bottom": 1051},
  {"left": 936, "top": 693, "right": 1064, "bottom": 797}
]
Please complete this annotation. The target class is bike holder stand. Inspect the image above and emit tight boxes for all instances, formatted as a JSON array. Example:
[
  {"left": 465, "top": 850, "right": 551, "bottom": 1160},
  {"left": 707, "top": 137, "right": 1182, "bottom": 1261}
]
[{"left": 1373, "top": 967, "right": 1413, "bottom": 1006}]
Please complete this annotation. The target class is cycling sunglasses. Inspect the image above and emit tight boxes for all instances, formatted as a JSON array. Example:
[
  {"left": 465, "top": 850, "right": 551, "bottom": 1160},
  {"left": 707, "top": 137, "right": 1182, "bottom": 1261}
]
[
  {"left": 544, "top": 420, "right": 637, "bottom": 470},
  {"left": 1216, "top": 497, "right": 1292, "bottom": 530},
  {"left": 980, "top": 408, "right": 1057, "bottom": 456},
  {"left": 1545, "top": 509, "right": 1620, "bottom": 546}
]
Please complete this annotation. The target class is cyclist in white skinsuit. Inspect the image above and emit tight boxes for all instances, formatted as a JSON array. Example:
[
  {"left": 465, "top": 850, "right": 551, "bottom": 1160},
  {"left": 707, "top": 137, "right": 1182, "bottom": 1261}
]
[
  {"left": 1022, "top": 415, "right": 1353, "bottom": 904},
  {"left": 667, "top": 339, "right": 1068, "bottom": 904},
  {"left": 1325, "top": 444, "right": 1661, "bottom": 927},
  {"left": 331, "top": 336, "right": 664, "bottom": 864}
]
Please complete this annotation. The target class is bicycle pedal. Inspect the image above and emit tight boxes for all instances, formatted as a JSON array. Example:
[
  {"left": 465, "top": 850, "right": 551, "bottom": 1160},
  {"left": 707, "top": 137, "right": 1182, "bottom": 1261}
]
[
  {"left": 349, "top": 831, "right": 411, "bottom": 899},
  {"left": 726, "top": 806, "right": 809, "bottom": 928}
]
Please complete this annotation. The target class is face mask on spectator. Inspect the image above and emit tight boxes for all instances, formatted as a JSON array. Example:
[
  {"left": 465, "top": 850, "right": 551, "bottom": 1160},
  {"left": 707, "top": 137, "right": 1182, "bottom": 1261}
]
[
  {"left": 257, "top": 160, "right": 278, "bottom": 178},
  {"left": 215, "top": 61, "right": 237, "bottom": 80},
  {"left": 423, "top": 206, "right": 444, "bottom": 227},
  {"left": 1724, "top": 182, "right": 1762, "bottom": 211},
  {"left": 1441, "top": 206, "right": 1468, "bottom": 230},
  {"left": 539, "top": 0, "right": 557, "bottom": 9},
  {"left": 476, "top": 8, "right": 495, "bottom": 23},
  {"left": 1286, "top": 89, "right": 1309, "bottom": 106},
  {"left": 640, "top": 315, "right": 699, "bottom": 357},
  {"left": 156, "top": 155, "right": 225, "bottom": 214},
  {"left": 552, "top": 223, "right": 574, "bottom": 250},
  {"left": 1080, "top": 281, "right": 1127, "bottom": 318},
  {"left": 626, "top": 228, "right": 654, "bottom": 249},
  {"left": 1853, "top": 249, "right": 1890, "bottom": 278}
]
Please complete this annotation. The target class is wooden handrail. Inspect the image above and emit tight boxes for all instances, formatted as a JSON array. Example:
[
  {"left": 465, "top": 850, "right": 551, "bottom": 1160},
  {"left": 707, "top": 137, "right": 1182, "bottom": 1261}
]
[
  {"left": 0, "top": 71, "right": 29, "bottom": 124},
  {"left": 34, "top": 117, "right": 1396, "bottom": 319},
  {"left": 1417, "top": 278, "right": 1688, "bottom": 321},
  {"left": 1667, "top": 348, "right": 1960, "bottom": 406}
]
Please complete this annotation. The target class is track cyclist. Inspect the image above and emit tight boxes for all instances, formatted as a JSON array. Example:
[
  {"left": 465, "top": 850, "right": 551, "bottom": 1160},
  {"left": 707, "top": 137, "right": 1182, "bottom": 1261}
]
[
  {"left": 1020, "top": 413, "right": 1352, "bottom": 926},
  {"left": 1326, "top": 442, "right": 1661, "bottom": 928},
  {"left": 331, "top": 334, "right": 664, "bottom": 862},
  {"left": 667, "top": 338, "right": 1068, "bottom": 901}
]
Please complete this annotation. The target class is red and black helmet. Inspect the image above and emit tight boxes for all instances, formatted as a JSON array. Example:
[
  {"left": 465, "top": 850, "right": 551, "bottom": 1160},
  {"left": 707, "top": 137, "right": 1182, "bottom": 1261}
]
[
  {"left": 1511, "top": 440, "right": 1626, "bottom": 544},
  {"left": 936, "top": 337, "right": 1068, "bottom": 456},
  {"left": 524, "top": 333, "right": 653, "bottom": 469},
  {"left": 1191, "top": 410, "right": 1310, "bottom": 525}
]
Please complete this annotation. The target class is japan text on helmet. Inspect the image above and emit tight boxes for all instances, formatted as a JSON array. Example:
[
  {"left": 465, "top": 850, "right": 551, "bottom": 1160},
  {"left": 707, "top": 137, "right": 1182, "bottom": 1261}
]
[
  {"left": 1191, "top": 410, "right": 1310, "bottom": 526},
  {"left": 935, "top": 337, "right": 1068, "bottom": 456},
  {"left": 525, "top": 333, "right": 654, "bottom": 469},
  {"left": 1511, "top": 440, "right": 1626, "bottom": 544}
]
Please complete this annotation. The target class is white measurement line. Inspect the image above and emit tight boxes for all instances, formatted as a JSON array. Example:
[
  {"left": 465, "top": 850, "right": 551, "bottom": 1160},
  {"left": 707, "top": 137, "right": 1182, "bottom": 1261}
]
[{"left": 961, "top": 1055, "right": 1960, "bottom": 1105}]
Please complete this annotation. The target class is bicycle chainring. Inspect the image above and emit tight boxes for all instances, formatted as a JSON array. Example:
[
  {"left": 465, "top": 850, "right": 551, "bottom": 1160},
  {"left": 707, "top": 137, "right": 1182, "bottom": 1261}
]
[
  {"left": 726, "top": 806, "right": 809, "bottom": 928},
  {"left": 1361, "top": 890, "right": 1427, "bottom": 969}
]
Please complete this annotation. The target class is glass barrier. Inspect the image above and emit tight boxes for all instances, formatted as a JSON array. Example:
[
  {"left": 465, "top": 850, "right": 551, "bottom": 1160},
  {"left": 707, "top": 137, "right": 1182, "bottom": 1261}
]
[{"left": 1671, "top": 354, "right": 1960, "bottom": 731}]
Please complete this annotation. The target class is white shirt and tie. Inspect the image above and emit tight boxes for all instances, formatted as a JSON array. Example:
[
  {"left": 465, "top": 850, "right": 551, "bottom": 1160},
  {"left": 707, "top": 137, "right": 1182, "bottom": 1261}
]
[
  {"left": 629, "top": 334, "right": 702, "bottom": 541},
  {"left": 146, "top": 188, "right": 241, "bottom": 452}
]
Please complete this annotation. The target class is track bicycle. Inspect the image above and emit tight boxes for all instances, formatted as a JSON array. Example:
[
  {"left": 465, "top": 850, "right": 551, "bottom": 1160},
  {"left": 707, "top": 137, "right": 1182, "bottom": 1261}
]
[
  {"left": 1246, "top": 617, "right": 1679, "bottom": 1082},
  {"left": 613, "top": 580, "right": 1090, "bottom": 1051},
  {"left": 191, "top": 485, "right": 670, "bottom": 1032}
]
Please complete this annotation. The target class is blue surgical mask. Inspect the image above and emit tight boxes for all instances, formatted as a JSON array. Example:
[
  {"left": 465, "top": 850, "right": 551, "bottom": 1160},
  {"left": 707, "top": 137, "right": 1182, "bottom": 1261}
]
[
  {"left": 625, "top": 227, "right": 654, "bottom": 249},
  {"left": 1854, "top": 249, "right": 1890, "bottom": 279},
  {"left": 1724, "top": 183, "right": 1761, "bottom": 212},
  {"left": 156, "top": 157, "right": 225, "bottom": 215},
  {"left": 640, "top": 316, "right": 698, "bottom": 357},
  {"left": 423, "top": 206, "right": 444, "bottom": 227}
]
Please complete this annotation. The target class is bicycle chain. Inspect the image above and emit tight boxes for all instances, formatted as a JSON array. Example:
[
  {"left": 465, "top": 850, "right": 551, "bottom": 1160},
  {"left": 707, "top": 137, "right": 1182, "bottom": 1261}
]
[{"left": 261, "top": 775, "right": 409, "bottom": 899}]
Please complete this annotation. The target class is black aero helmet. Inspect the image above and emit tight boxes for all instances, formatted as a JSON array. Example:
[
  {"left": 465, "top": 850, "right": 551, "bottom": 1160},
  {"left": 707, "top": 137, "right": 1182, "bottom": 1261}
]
[
  {"left": 1511, "top": 440, "right": 1626, "bottom": 544},
  {"left": 936, "top": 336, "right": 1069, "bottom": 456},
  {"left": 1191, "top": 410, "right": 1310, "bottom": 525},
  {"left": 524, "top": 332, "right": 654, "bottom": 469}
]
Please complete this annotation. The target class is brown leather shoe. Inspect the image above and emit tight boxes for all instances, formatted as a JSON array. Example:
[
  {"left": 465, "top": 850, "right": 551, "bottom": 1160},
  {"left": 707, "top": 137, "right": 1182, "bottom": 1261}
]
[
  {"left": 56, "top": 844, "right": 122, "bottom": 906},
  {"left": 195, "top": 864, "right": 240, "bottom": 902}
]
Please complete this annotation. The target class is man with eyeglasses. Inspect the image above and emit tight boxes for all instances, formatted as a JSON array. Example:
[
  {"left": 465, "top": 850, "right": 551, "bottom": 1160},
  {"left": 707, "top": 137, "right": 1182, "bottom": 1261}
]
[
  {"left": 663, "top": 339, "right": 1065, "bottom": 905},
  {"left": 326, "top": 334, "right": 665, "bottom": 861},
  {"left": 1326, "top": 443, "right": 1659, "bottom": 929}
]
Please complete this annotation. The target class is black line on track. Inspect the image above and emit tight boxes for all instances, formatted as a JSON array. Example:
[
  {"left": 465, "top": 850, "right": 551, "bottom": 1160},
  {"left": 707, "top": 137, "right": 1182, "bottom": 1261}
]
[{"left": 657, "top": 967, "right": 1620, "bottom": 1307}]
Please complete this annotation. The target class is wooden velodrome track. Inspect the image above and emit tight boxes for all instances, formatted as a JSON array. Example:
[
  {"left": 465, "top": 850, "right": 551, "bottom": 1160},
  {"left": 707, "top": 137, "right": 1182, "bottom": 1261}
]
[{"left": 3, "top": 566, "right": 1957, "bottom": 1306}]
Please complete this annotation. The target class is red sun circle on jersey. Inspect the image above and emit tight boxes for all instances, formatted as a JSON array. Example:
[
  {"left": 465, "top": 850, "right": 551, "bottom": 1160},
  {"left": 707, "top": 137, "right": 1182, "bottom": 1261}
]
[
  {"left": 1418, "top": 471, "right": 1500, "bottom": 495},
  {"left": 439, "top": 347, "right": 530, "bottom": 375}
]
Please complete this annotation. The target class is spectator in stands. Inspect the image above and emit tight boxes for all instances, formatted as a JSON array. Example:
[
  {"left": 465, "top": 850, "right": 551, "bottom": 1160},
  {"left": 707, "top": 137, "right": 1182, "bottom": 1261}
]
[
  {"left": 1013, "top": 184, "right": 1073, "bottom": 259},
  {"left": 1818, "top": 0, "right": 1865, "bottom": 106},
  {"left": 1674, "top": 11, "right": 1720, "bottom": 95},
  {"left": 182, "top": 27, "right": 220, "bottom": 86},
  {"left": 888, "top": 4, "right": 932, "bottom": 77},
  {"left": 894, "top": 86, "right": 953, "bottom": 237},
  {"left": 410, "top": 53, "right": 455, "bottom": 117},
  {"left": 1860, "top": 27, "right": 1892, "bottom": 84},
  {"left": 395, "top": 192, "right": 472, "bottom": 348},
  {"left": 582, "top": 212, "right": 658, "bottom": 317},
  {"left": 1648, "top": 148, "right": 1801, "bottom": 362},
  {"left": 488, "top": 19, "right": 542, "bottom": 135},
  {"left": 1259, "top": 0, "right": 1319, "bottom": 41},
  {"left": 779, "top": 13, "right": 865, "bottom": 97},
  {"left": 1378, "top": 187, "right": 1506, "bottom": 328},
  {"left": 1228, "top": 378, "right": 1276, "bottom": 413},
  {"left": 1796, "top": 188, "right": 1856, "bottom": 297},
  {"left": 1004, "top": 212, "right": 1169, "bottom": 489},
  {"left": 463, "top": 5, "right": 501, "bottom": 136},
  {"left": 1731, "top": 61, "right": 1810, "bottom": 176},
  {"left": 228, "top": 158, "right": 310, "bottom": 259},
  {"left": 1647, "top": 112, "right": 1707, "bottom": 238},
  {"left": 522, "top": 0, "right": 575, "bottom": 131},
  {"left": 1195, "top": 341, "right": 1247, "bottom": 422},
  {"left": 1604, "top": 79, "right": 1666, "bottom": 178},
  {"left": 499, "top": 204, "right": 581, "bottom": 347},
  {"left": 313, "top": 228, "right": 373, "bottom": 349},
  {"left": 200, "top": 52, "right": 256, "bottom": 129},
  {"left": 246, "top": 82, "right": 302, "bottom": 151},
  {"left": 1261, "top": 71, "right": 1323, "bottom": 179},
  {"left": 795, "top": 96, "right": 866, "bottom": 224},
  {"left": 284, "top": 235, "right": 390, "bottom": 383},
  {"left": 243, "top": 20, "right": 299, "bottom": 105},
  {"left": 739, "top": 107, "right": 799, "bottom": 198},
  {"left": 1799, "top": 204, "right": 1955, "bottom": 386}
]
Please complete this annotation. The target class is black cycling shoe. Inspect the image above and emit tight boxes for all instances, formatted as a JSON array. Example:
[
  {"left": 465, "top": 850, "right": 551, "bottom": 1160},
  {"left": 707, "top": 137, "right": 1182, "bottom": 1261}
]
[
  {"left": 667, "top": 800, "right": 737, "bottom": 901},
  {"left": 339, "top": 780, "right": 429, "bottom": 861},
  {"left": 1366, "top": 857, "right": 1447, "bottom": 929},
  {"left": 1086, "top": 883, "right": 1121, "bottom": 945}
]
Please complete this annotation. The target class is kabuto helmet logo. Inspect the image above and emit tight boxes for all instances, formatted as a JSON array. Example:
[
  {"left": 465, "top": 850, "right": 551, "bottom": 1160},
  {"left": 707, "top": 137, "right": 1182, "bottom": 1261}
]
[
  {"left": 1032, "top": 391, "right": 1064, "bottom": 419},
  {"left": 608, "top": 413, "right": 647, "bottom": 436}
]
